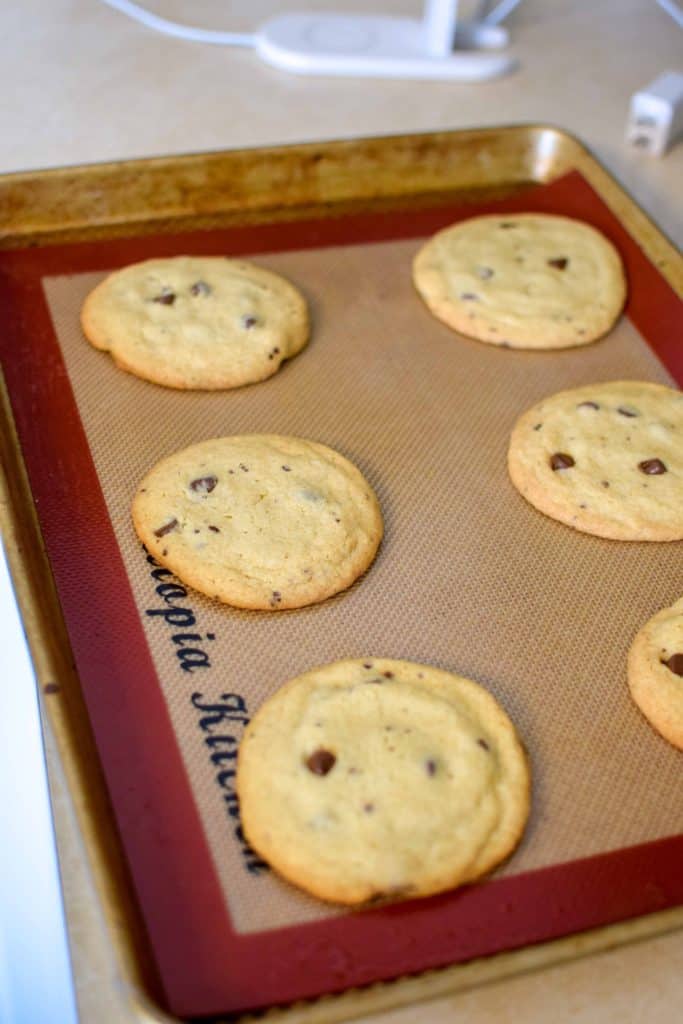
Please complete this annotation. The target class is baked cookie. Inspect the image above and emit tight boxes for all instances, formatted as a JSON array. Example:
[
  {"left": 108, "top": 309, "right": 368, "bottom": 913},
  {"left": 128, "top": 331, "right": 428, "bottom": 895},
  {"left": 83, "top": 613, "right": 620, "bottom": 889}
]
[
  {"left": 628, "top": 598, "right": 683, "bottom": 750},
  {"left": 237, "top": 658, "right": 531, "bottom": 905},
  {"left": 81, "top": 256, "right": 309, "bottom": 389},
  {"left": 508, "top": 381, "right": 683, "bottom": 541},
  {"left": 132, "top": 435, "right": 383, "bottom": 610},
  {"left": 413, "top": 213, "right": 626, "bottom": 349}
]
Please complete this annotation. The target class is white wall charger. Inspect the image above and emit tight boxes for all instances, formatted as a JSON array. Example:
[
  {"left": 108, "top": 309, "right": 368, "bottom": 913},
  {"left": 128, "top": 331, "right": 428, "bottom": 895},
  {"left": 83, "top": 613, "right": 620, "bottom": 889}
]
[
  {"left": 626, "top": 71, "right": 683, "bottom": 157},
  {"left": 100, "top": 0, "right": 522, "bottom": 81}
]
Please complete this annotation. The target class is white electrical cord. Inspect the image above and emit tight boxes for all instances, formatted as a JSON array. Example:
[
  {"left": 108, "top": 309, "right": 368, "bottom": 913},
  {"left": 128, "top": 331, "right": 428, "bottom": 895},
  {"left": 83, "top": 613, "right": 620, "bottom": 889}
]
[
  {"left": 100, "top": 1, "right": 527, "bottom": 49},
  {"left": 98, "top": 0, "right": 256, "bottom": 46},
  {"left": 655, "top": 0, "right": 683, "bottom": 29}
]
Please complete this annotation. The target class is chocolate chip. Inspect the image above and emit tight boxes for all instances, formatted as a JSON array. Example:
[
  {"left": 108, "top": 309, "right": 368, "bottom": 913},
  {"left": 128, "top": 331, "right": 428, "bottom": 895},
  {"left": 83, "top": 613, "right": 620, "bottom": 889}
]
[
  {"left": 153, "top": 288, "right": 175, "bottom": 305},
  {"left": 601, "top": 480, "right": 610, "bottom": 488},
  {"left": 460, "top": 292, "right": 479, "bottom": 301},
  {"left": 154, "top": 518, "right": 178, "bottom": 537},
  {"left": 270, "top": 590, "right": 282, "bottom": 607},
  {"left": 617, "top": 407, "right": 638, "bottom": 418},
  {"left": 548, "top": 258, "right": 569, "bottom": 270},
  {"left": 550, "top": 453, "right": 575, "bottom": 470},
  {"left": 533, "top": 423, "right": 543, "bottom": 431},
  {"left": 190, "top": 280, "right": 211, "bottom": 296},
  {"left": 239, "top": 463, "right": 249, "bottom": 472},
  {"left": 500, "top": 221, "right": 518, "bottom": 229},
  {"left": 189, "top": 475, "right": 217, "bottom": 494},
  {"left": 363, "top": 662, "right": 373, "bottom": 669},
  {"left": 638, "top": 459, "right": 667, "bottom": 475},
  {"left": 363, "top": 802, "right": 375, "bottom": 813},
  {"left": 382, "top": 671, "right": 394, "bottom": 679},
  {"left": 578, "top": 401, "right": 600, "bottom": 410},
  {"left": 425, "top": 759, "right": 437, "bottom": 777},
  {"left": 476, "top": 266, "right": 494, "bottom": 280},
  {"left": 208, "top": 525, "right": 220, "bottom": 533},
  {"left": 241, "top": 314, "right": 258, "bottom": 329},
  {"left": 662, "top": 653, "right": 683, "bottom": 676},
  {"left": 281, "top": 465, "right": 291, "bottom": 472},
  {"left": 477, "top": 738, "right": 490, "bottom": 751},
  {"left": 306, "top": 749, "right": 336, "bottom": 775},
  {"left": 272, "top": 346, "right": 280, "bottom": 354}
]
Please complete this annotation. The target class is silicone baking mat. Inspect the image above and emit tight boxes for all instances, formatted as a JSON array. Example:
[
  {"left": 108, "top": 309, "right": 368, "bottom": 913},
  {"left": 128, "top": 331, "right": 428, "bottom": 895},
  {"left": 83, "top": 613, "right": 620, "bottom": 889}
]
[{"left": 1, "top": 172, "right": 681, "bottom": 1018}]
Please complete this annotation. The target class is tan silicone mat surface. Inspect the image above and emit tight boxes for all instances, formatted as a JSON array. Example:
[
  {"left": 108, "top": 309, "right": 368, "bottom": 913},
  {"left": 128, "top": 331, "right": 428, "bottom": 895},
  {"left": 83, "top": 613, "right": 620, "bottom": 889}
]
[{"left": 44, "top": 236, "right": 682, "bottom": 936}]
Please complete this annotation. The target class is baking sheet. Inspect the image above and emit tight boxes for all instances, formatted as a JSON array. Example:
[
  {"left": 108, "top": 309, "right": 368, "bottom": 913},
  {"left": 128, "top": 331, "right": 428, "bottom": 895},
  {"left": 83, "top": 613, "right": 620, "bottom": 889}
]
[{"left": 1, "top": 171, "right": 682, "bottom": 1018}]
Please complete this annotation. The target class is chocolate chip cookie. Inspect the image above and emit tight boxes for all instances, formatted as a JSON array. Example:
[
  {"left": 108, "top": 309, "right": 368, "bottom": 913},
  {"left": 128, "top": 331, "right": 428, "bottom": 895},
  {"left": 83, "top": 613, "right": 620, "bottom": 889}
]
[
  {"left": 237, "top": 658, "right": 531, "bottom": 905},
  {"left": 413, "top": 213, "right": 626, "bottom": 349},
  {"left": 628, "top": 598, "right": 683, "bottom": 750},
  {"left": 508, "top": 381, "right": 683, "bottom": 540},
  {"left": 132, "top": 435, "right": 383, "bottom": 609},
  {"left": 81, "top": 256, "right": 309, "bottom": 389}
]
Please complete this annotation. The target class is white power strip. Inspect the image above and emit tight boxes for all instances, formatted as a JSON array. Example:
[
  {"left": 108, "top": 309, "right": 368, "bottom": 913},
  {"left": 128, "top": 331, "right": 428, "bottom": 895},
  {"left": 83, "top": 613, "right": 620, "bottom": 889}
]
[{"left": 100, "top": 1, "right": 521, "bottom": 81}]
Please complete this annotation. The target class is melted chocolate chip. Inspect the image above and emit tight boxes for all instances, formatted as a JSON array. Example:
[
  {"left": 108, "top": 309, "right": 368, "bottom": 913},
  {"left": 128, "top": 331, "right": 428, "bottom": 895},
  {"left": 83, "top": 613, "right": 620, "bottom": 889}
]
[
  {"left": 239, "top": 463, "right": 249, "bottom": 472},
  {"left": 662, "top": 653, "right": 683, "bottom": 676},
  {"left": 533, "top": 423, "right": 543, "bottom": 431},
  {"left": 477, "top": 266, "right": 494, "bottom": 280},
  {"left": 550, "top": 452, "right": 575, "bottom": 470},
  {"left": 306, "top": 749, "right": 336, "bottom": 775},
  {"left": 548, "top": 257, "right": 569, "bottom": 270},
  {"left": 500, "top": 221, "right": 518, "bottom": 229},
  {"left": 382, "top": 671, "right": 394, "bottom": 679},
  {"left": 477, "top": 738, "right": 490, "bottom": 751},
  {"left": 190, "top": 280, "right": 211, "bottom": 296},
  {"left": 601, "top": 480, "right": 610, "bottom": 488},
  {"left": 154, "top": 518, "right": 178, "bottom": 537},
  {"left": 425, "top": 759, "right": 437, "bottom": 777},
  {"left": 281, "top": 465, "right": 291, "bottom": 472},
  {"left": 153, "top": 288, "right": 175, "bottom": 305},
  {"left": 208, "top": 525, "right": 220, "bottom": 533},
  {"left": 460, "top": 292, "right": 479, "bottom": 301},
  {"left": 363, "top": 802, "right": 375, "bottom": 813},
  {"left": 578, "top": 401, "right": 600, "bottom": 410},
  {"left": 241, "top": 314, "right": 258, "bottom": 329},
  {"left": 617, "top": 407, "right": 638, "bottom": 418},
  {"left": 189, "top": 475, "right": 217, "bottom": 494},
  {"left": 363, "top": 662, "right": 373, "bottom": 669},
  {"left": 270, "top": 590, "right": 282, "bottom": 607},
  {"left": 638, "top": 459, "right": 667, "bottom": 475}
]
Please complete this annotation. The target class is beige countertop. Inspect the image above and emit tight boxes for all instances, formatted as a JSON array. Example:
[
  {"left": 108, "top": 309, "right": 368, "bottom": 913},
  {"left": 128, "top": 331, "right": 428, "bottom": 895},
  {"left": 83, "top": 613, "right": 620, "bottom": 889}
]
[{"left": 3, "top": 1, "right": 682, "bottom": 1022}]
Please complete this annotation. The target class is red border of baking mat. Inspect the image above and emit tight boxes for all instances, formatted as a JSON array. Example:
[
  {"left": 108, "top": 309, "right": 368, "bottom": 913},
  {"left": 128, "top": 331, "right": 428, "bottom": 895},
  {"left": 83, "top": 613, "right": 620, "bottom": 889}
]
[{"left": 1, "top": 172, "right": 681, "bottom": 1018}]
